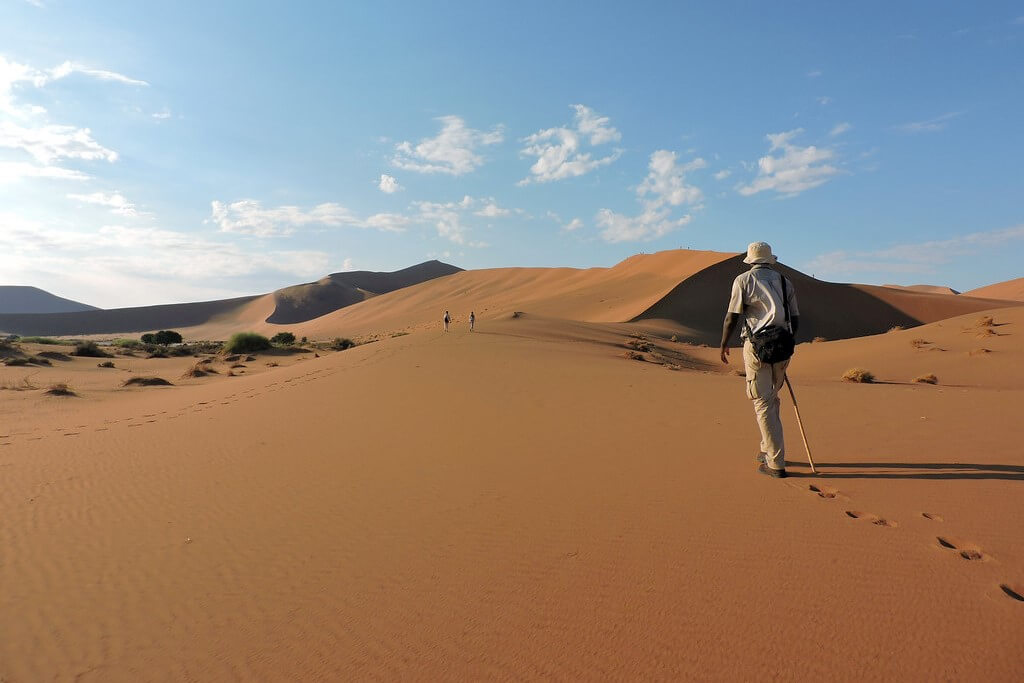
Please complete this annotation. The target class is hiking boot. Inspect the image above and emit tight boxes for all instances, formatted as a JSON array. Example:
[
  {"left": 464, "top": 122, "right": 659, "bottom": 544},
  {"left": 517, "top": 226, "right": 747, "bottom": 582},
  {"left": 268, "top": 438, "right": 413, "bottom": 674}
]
[{"left": 758, "top": 463, "right": 787, "bottom": 479}]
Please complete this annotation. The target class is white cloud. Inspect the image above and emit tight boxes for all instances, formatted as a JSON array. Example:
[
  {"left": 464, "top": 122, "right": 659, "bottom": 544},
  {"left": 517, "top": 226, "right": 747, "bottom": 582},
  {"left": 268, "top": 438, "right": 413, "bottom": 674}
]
[
  {"left": 817, "top": 96, "right": 832, "bottom": 105},
  {"left": 67, "top": 191, "right": 138, "bottom": 216},
  {"left": 0, "top": 120, "right": 118, "bottom": 164},
  {"left": 210, "top": 199, "right": 409, "bottom": 236},
  {"left": 414, "top": 196, "right": 476, "bottom": 245},
  {"left": 518, "top": 104, "right": 622, "bottom": 184},
  {"left": 829, "top": 122, "right": 852, "bottom": 137},
  {"left": 474, "top": 199, "right": 511, "bottom": 217},
  {"left": 738, "top": 129, "right": 840, "bottom": 197},
  {"left": 151, "top": 108, "right": 172, "bottom": 120},
  {"left": 0, "top": 160, "right": 88, "bottom": 183},
  {"left": 378, "top": 173, "right": 401, "bottom": 193},
  {"left": 46, "top": 61, "right": 148, "bottom": 87},
  {"left": 597, "top": 149, "right": 704, "bottom": 243},
  {"left": 563, "top": 217, "right": 583, "bottom": 232},
  {"left": 805, "top": 224, "right": 1024, "bottom": 276},
  {"left": 0, "top": 216, "right": 331, "bottom": 307},
  {"left": 340, "top": 257, "right": 354, "bottom": 271},
  {"left": 713, "top": 169, "right": 731, "bottom": 180},
  {"left": 895, "top": 111, "right": 962, "bottom": 134},
  {"left": 393, "top": 115, "right": 503, "bottom": 175}
]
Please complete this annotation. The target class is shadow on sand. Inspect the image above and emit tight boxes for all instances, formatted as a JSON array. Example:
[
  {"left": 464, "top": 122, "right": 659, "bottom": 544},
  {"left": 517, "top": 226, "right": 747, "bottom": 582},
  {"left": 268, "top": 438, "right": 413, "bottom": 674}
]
[{"left": 782, "top": 461, "right": 1024, "bottom": 481}]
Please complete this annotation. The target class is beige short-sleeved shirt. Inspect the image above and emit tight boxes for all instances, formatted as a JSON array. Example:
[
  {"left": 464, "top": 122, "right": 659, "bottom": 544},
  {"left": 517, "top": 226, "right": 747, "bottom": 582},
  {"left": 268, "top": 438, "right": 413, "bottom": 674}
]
[{"left": 727, "top": 265, "right": 799, "bottom": 339}]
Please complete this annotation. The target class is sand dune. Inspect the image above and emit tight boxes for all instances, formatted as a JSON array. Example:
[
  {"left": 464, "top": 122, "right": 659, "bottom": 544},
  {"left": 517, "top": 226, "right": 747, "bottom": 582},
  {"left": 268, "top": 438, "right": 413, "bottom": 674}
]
[
  {"left": 0, "top": 285, "right": 99, "bottom": 314},
  {"left": 882, "top": 283, "right": 960, "bottom": 295},
  {"left": 2, "top": 305, "right": 1022, "bottom": 679},
  {"left": 966, "top": 277, "right": 1024, "bottom": 301}
]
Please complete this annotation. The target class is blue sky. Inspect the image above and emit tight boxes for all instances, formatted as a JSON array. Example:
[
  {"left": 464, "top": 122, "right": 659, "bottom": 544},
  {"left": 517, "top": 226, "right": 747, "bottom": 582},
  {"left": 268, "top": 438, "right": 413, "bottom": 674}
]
[{"left": 1, "top": 1, "right": 1022, "bottom": 308}]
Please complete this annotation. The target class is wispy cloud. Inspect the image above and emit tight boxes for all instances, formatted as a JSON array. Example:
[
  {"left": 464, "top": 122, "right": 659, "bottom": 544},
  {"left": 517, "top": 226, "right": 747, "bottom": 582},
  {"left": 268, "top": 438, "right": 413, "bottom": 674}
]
[
  {"left": 378, "top": 173, "right": 401, "bottom": 194},
  {"left": 805, "top": 224, "right": 1024, "bottom": 276},
  {"left": 597, "top": 149, "right": 704, "bottom": 243},
  {"left": 713, "top": 169, "right": 731, "bottom": 180},
  {"left": 46, "top": 61, "right": 148, "bottom": 87},
  {"left": 0, "top": 120, "right": 117, "bottom": 164},
  {"left": 738, "top": 129, "right": 840, "bottom": 197},
  {"left": 807, "top": 69, "right": 822, "bottom": 78},
  {"left": 829, "top": 122, "right": 852, "bottom": 137},
  {"left": 210, "top": 200, "right": 406, "bottom": 236},
  {"left": 0, "top": 160, "right": 88, "bottom": 183},
  {"left": 473, "top": 199, "right": 511, "bottom": 217},
  {"left": 393, "top": 115, "right": 503, "bottom": 175},
  {"left": 518, "top": 104, "right": 622, "bottom": 185},
  {"left": 895, "top": 111, "right": 962, "bottom": 134},
  {"left": 67, "top": 191, "right": 139, "bottom": 216},
  {"left": 817, "top": 96, "right": 832, "bottom": 105}
]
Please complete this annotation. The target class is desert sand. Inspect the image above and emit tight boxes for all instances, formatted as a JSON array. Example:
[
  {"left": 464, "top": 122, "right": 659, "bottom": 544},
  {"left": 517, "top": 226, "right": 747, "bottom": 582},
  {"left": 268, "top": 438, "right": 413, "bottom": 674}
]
[{"left": 2, "top": 251, "right": 1023, "bottom": 680}]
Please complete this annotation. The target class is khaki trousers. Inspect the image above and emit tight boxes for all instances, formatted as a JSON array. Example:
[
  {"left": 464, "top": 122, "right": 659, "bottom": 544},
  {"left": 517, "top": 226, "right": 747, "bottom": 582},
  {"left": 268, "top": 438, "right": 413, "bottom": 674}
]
[{"left": 742, "top": 341, "right": 789, "bottom": 470}]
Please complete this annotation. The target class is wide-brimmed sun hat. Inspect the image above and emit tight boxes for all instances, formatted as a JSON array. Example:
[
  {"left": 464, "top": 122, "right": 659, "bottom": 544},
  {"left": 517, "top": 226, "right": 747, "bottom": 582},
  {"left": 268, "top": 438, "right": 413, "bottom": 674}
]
[{"left": 743, "top": 241, "right": 777, "bottom": 265}]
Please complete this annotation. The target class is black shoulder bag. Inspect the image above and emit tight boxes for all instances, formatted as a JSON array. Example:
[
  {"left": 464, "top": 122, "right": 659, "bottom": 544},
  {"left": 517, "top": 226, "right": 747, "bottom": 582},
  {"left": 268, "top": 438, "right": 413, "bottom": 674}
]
[{"left": 743, "top": 271, "right": 795, "bottom": 364}]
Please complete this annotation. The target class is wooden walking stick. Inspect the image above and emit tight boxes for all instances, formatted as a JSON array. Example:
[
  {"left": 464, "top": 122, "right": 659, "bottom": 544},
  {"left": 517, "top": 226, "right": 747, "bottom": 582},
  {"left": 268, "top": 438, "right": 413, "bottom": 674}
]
[{"left": 784, "top": 375, "right": 817, "bottom": 473}]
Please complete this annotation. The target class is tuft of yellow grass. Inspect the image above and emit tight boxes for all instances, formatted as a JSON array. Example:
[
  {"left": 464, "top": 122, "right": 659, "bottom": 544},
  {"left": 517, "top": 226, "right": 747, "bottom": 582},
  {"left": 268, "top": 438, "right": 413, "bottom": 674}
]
[
  {"left": 913, "top": 374, "right": 938, "bottom": 384},
  {"left": 887, "top": 325, "right": 905, "bottom": 333},
  {"left": 977, "top": 315, "right": 994, "bottom": 327},
  {"left": 910, "top": 338, "right": 930, "bottom": 348},
  {"left": 968, "top": 348, "right": 992, "bottom": 356},
  {"left": 44, "top": 382, "right": 76, "bottom": 396},
  {"left": 841, "top": 368, "right": 875, "bottom": 383},
  {"left": 623, "top": 350, "right": 645, "bottom": 361},
  {"left": 812, "top": 336, "right": 827, "bottom": 343}
]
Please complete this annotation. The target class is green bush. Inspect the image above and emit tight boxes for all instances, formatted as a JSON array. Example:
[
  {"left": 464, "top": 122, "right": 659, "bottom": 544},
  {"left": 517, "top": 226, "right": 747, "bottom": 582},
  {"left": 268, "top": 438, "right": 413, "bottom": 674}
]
[
  {"left": 140, "top": 333, "right": 155, "bottom": 344},
  {"left": 72, "top": 340, "right": 112, "bottom": 358},
  {"left": 114, "top": 338, "right": 143, "bottom": 348},
  {"left": 332, "top": 337, "right": 355, "bottom": 350},
  {"left": 271, "top": 332, "right": 296, "bottom": 346},
  {"left": 153, "top": 330, "right": 183, "bottom": 345},
  {"left": 224, "top": 332, "right": 272, "bottom": 354}
]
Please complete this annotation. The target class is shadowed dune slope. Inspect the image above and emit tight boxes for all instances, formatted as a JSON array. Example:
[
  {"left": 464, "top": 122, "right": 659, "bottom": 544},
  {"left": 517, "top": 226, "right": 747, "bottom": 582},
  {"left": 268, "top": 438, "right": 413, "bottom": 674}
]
[
  {"left": 0, "top": 286, "right": 99, "bottom": 314},
  {"left": 266, "top": 260, "right": 463, "bottom": 324},
  {"left": 634, "top": 255, "right": 1020, "bottom": 344},
  {"left": 966, "top": 277, "right": 1024, "bottom": 301},
  {"left": 0, "top": 295, "right": 260, "bottom": 337}
]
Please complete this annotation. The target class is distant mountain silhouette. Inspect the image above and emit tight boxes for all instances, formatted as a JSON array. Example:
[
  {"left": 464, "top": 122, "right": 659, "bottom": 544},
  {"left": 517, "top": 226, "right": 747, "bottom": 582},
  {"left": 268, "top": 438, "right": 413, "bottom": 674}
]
[
  {"left": 267, "top": 260, "right": 463, "bottom": 324},
  {"left": 0, "top": 286, "right": 99, "bottom": 314}
]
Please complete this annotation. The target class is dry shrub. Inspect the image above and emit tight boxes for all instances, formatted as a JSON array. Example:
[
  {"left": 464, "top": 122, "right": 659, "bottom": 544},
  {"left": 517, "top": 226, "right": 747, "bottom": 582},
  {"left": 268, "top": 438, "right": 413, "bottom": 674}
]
[
  {"left": 265, "top": 361, "right": 279, "bottom": 367},
  {"left": 224, "top": 354, "right": 241, "bottom": 362},
  {"left": 910, "top": 338, "right": 931, "bottom": 348},
  {"left": 44, "top": 382, "right": 76, "bottom": 396},
  {"left": 625, "top": 338, "right": 652, "bottom": 353},
  {"left": 72, "top": 340, "right": 111, "bottom": 358},
  {"left": 1, "top": 375, "right": 37, "bottom": 391},
  {"left": 122, "top": 376, "right": 173, "bottom": 387},
  {"left": 670, "top": 334, "right": 678, "bottom": 343},
  {"left": 624, "top": 350, "right": 645, "bottom": 361},
  {"left": 969, "top": 348, "right": 992, "bottom": 356},
  {"left": 888, "top": 325, "right": 905, "bottom": 333},
  {"left": 841, "top": 368, "right": 875, "bottom": 383},
  {"left": 37, "top": 350, "right": 70, "bottom": 362},
  {"left": 812, "top": 336, "right": 827, "bottom": 343},
  {"left": 511, "top": 311, "right": 523, "bottom": 319},
  {"left": 97, "top": 360, "right": 115, "bottom": 368},
  {"left": 182, "top": 362, "right": 218, "bottom": 378},
  {"left": 977, "top": 315, "right": 994, "bottom": 327},
  {"left": 913, "top": 374, "right": 938, "bottom": 384}
]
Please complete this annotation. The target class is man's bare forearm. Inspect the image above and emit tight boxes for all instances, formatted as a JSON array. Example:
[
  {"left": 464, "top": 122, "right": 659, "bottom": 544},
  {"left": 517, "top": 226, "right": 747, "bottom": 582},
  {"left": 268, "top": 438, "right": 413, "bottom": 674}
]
[{"left": 720, "top": 313, "right": 740, "bottom": 350}]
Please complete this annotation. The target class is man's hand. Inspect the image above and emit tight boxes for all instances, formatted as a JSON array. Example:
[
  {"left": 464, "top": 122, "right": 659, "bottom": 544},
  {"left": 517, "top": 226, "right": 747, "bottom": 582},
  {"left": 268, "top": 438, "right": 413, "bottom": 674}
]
[{"left": 720, "top": 345, "right": 730, "bottom": 365}]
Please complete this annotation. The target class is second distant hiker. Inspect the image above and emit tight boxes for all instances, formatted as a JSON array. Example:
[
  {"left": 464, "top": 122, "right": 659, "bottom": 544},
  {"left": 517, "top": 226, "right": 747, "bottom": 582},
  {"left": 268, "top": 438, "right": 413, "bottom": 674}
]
[
  {"left": 443, "top": 310, "right": 451, "bottom": 332},
  {"left": 469, "top": 311, "right": 475, "bottom": 332}
]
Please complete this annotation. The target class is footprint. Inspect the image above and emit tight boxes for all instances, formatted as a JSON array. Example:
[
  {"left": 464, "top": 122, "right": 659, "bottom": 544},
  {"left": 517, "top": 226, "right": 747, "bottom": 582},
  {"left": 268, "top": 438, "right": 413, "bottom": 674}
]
[
  {"left": 809, "top": 484, "right": 838, "bottom": 499},
  {"left": 999, "top": 584, "right": 1024, "bottom": 602},
  {"left": 922, "top": 512, "right": 944, "bottom": 522},
  {"left": 846, "top": 511, "right": 898, "bottom": 527},
  {"left": 936, "top": 537, "right": 986, "bottom": 560}
]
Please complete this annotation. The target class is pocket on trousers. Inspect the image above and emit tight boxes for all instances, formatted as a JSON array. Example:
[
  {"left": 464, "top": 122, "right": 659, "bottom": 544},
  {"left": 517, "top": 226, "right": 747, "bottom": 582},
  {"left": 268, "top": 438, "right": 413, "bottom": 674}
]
[{"left": 746, "top": 379, "right": 760, "bottom": 400}]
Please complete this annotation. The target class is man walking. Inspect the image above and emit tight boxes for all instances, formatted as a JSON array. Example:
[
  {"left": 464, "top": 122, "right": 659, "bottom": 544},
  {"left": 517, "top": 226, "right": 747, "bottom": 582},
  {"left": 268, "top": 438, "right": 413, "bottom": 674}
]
[
  {"left": 443, "top": 310, "right": 451, "bottom": 333},
  {"left": 469, "top": 311, "right": 475, "bottom": 332},
  {"left": 719, "top": 242, "right": 799, "bottom": 478}
]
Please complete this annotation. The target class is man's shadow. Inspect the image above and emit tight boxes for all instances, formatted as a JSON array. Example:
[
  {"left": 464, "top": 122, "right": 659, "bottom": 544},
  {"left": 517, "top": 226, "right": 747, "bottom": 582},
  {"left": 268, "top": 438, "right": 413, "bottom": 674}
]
[{"left": 782, "top": 461, "right": 1024, "bottom": 481}]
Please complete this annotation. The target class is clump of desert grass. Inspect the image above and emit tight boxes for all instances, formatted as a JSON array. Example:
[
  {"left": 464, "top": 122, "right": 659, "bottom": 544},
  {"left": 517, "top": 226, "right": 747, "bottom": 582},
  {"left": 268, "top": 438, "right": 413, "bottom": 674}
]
[
  {"left": 265, "top": 361, "right": 279, "bottom": 367},
  {"left": 97, "top": 360, "right": 115, "bottom": 368},
  {"left": 624, "top": 350, "right": 645, "bottom": 361},
  {"left": 976, "top": 327, "right": 997, "bottom": 338},
  {"left": 670, "top": 334, "right": 678, "bottom": 343},
  {"left": 182, "top": 362, "right": 218, "bottom": 378},
  {"left": 44, "top": 382, "right": 76, "bottom": 396},
  {"left": 0, "top": 375, "right": 38, "bottom": 391},
  {"left": 841, "top": 368, "right": 875, "bottom": 383},
  {"left": 887, "top": 325, "right": 905, "bottom": 333},
  {"left": 913, "top": 374, "right": 938, "bottom": 384},
  {"left": 976, "top": 315, "right": 995, "bottom": 327},
  {"left": 122, "top": 376, "right": 173, "bottom": 387},
  {"left": 625, "top": 337, "right": 653, "bottom": 353},
  {"left": 812, "top": 336, "right": 827, "bottom": 343},
  {"left": 18, "top": 336, "right": 63, "bottom": 345},
  {"left": 910, "top": 338, "right": 931, "bottom": 348},
  {"left": 511, "top": 311, "right": 523, "bottom": 319},
  {"left": 72, "top": 340, "right": 111, "bottom": 358},
  {"left": 969, "top": 348, "right": 992, "bottom": 356},
  {"left": 4, "top": 356, "right": 50, "bottom": 367},
  {"left": 224, "top": 332, "right": 271, "bottom": 354},
  {"left": 331, "top": 337, "right": 355, "bottom": 351}
]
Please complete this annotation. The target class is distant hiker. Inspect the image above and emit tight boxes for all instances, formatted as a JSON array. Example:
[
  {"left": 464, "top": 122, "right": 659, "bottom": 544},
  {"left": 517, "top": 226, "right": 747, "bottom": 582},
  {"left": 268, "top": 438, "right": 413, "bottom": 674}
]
[
  {"left": 719, "top": 242, "right": 800, "bottom": 479},
  {"left": 444, "top": 310, "right": 451, "bottom": 332},
  {"left": 469, "top": 311, "right": 475, "bottom": 332}
]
